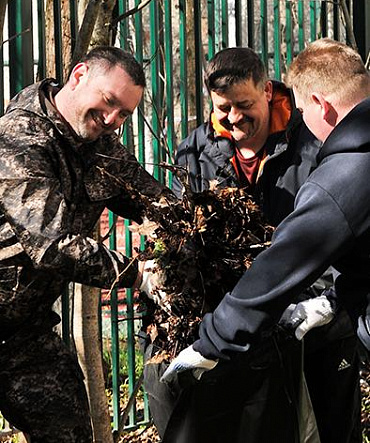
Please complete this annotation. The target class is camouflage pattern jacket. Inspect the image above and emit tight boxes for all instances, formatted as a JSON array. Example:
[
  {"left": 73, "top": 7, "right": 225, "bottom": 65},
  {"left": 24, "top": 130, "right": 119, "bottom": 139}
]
[{"left": 0, "top": 79, "right": 170, "bottom": 339}]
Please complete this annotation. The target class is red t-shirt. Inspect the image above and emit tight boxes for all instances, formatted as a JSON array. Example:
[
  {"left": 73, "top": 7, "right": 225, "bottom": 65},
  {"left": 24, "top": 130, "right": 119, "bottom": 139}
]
[{"left": 234, "top": 147, "right": 265, "bottom": 191}]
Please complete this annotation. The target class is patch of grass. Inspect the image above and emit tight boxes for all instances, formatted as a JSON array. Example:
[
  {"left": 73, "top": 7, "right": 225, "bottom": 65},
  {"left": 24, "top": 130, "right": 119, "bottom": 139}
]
[{"left": 102, "top": 338, "right": 144, "bottom": 388}]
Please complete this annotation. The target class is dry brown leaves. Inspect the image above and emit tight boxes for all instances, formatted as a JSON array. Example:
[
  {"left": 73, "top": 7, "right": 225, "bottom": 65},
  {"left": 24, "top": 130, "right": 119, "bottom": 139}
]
[{"left": 139, "top": 187, "right": 274, "bottom": 362}]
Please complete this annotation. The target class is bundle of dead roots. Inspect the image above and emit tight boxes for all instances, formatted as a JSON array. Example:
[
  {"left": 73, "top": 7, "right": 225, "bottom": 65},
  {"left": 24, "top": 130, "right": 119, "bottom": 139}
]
[{"left": 136, "top": 186, "right": 274, "bottom": 362}]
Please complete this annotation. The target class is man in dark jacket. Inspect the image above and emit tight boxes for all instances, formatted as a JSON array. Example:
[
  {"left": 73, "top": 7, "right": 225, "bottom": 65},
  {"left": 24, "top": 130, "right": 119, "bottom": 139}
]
[
  {"left": 161, "top": 45, "right": 363, "bottom": 442},
  {"left": 0, "top": 46, "right": 173, "bottom": 443}
]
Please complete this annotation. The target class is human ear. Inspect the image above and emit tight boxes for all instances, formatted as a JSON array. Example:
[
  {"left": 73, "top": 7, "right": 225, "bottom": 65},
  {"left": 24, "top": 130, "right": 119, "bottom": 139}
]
[
  {"left": 312, "top": 92, "right": 337, "bottom": 126},
  {"left": 264, "top": 80, "right": 273, "bottom": 102},
  {"left": 69, "top": 63, "right": 88, "bottom": 90}
]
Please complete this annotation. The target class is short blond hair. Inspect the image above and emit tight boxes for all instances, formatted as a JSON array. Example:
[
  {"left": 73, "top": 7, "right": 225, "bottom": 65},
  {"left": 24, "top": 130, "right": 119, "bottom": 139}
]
[{"left": 286, "top": 38, "right": 370, "bottom": 107}]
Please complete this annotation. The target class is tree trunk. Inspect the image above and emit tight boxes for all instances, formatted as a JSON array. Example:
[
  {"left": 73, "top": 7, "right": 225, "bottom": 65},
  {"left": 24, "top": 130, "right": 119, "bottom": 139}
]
[
  {"left": 45, "top": 0, "right": 55, "bottom": 78},
  {"left": 73, "top": 282, "right": 113, "bottom": 443},
  {"left": 71, "top": 3, "right": 120, "bottom": 441},
  {"left": 71, "top": 0, "right": 101, "bottom": 67},
  {"left": 61, "top": 0, "right": 72, "bottom": 81},
  {"left": 90, "top": 0, "right": 116, "bottom": 47}
]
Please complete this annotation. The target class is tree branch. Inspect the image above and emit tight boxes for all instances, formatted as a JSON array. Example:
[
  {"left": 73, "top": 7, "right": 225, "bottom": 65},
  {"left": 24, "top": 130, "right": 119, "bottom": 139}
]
[
  {"left": 111, "top": 0, "right": 153, "bottom": 26},
  {"left": 71, "top": 0, "right": 101, "bottom": 69},
  {"left": 339, "top": 0, "right": 358, "bottom": 51}
]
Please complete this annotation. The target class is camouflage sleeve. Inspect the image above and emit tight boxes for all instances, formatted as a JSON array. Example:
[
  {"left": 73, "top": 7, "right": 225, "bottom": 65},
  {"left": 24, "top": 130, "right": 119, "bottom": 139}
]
[
  {"left": 0, "top": 117, "right": 138, "bottom": 289},
  {"left": 83, "top": 135, "right": 177, "bottom": 213}
]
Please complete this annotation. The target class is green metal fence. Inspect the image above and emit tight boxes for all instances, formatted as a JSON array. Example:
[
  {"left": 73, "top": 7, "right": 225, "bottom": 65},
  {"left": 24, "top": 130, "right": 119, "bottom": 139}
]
[{"left": 1, "top": 0, "right": 369, "bottom": 436}]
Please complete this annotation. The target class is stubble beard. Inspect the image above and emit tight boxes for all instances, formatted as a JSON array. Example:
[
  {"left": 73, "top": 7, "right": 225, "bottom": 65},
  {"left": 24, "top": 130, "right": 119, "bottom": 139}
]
[
  {"left": 231, "top": 123, "right": 257, "bottom": 142},
  {"left": 74, "top": 111, "right": 101, "bottom": 142}
]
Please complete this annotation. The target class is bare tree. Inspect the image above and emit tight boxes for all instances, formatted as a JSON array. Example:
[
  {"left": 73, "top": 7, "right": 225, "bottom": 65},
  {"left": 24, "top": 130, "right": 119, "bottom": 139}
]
[{"left": 70, "top": 4, "right": 118, "bottom": 442}]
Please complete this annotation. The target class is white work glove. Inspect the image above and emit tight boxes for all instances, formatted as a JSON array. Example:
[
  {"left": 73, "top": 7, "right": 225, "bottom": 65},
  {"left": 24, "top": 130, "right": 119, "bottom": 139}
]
[
  {"left": 139, "top": 259, "right": 167, "bottom": 306},
  {"left": 280, "top": 295, "right": 335, "bottom": 340},
  {"left": 160, "top": 345, "right": 218, "bottom": 383}
]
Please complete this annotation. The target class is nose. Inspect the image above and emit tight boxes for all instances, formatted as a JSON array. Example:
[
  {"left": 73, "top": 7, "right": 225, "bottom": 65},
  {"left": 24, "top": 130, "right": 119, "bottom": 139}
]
[
  {"left": 228, "top": 106, "right": 243, "bottom": 125},
  {"left": 103, "top": 109, "right": 125, "bottom": 129}
]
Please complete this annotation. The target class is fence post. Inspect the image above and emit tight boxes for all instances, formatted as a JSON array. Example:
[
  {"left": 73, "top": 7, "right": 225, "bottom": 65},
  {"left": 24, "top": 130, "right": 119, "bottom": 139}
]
[{"left": 8, "top": 0, "right": 34, "bottom": 97}]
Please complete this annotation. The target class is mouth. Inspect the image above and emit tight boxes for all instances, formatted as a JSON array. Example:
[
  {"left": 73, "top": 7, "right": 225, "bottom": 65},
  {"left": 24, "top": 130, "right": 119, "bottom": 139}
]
[
  {"left": 237, "top": 116, "right": 254, "bottom": 126},
  {"left": 90, "top": 111, "right": 106, "bottom": 130},
  {"left": 222, "top": 116, "right": 254, "bottom": 131},
  {"left": 223, "top": 117, "right": 254, "bottom": 131}
]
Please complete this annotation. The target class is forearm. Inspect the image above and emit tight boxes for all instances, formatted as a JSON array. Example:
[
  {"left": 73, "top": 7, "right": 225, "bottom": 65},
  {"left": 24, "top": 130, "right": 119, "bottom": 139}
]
[{"left": 193, "top": 185, "right": 354, "bottom": 360}]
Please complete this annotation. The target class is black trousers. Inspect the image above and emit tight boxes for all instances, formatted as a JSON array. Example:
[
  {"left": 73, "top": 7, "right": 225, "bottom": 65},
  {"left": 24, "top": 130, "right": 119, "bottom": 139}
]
[
  {"left": 0, "top": 327, "right": 93, "bottom": 443},
  {"left": 304, "top": 309, "right": 362, "bottom": 443},
  {"left": 144, "top": 329, "right": 313, "bottom": 443}
]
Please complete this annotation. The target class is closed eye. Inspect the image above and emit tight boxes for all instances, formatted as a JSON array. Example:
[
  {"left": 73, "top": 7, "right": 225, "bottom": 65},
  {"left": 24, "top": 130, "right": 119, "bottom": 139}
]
[{"left": 104, "top": 94, "right": 114, "bottom": 106}]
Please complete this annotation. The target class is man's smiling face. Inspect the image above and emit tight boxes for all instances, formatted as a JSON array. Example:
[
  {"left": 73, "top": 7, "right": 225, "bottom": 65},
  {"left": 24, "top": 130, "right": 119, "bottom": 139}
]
[
  {"left": 68, "top": 63, "right": 143, "bottom": 142},
  {"left": 211, "top": 78, "right": 273, "bottom": 146}
]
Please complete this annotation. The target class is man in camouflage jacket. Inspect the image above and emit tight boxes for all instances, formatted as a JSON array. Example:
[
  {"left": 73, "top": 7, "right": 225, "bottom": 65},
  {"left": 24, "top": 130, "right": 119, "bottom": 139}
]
[{"left": 0, "top": 46, "right": 172, "bottom": 442}]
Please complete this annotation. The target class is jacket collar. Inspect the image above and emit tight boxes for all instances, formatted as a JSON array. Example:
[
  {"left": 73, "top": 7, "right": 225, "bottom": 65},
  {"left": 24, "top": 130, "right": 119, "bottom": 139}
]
[{"left": 6, "top": 79, "right": 85, "bottom": 151}]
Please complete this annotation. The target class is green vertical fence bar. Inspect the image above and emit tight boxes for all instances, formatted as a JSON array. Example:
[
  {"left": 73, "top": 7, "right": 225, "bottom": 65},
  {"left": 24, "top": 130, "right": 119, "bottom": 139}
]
[
  {"left": 309, "top": 1, "right": 317, "bottom": 42},
  {"left": 124, "top": 219, "right": 136, "bottom": 427},
  {"left": 119, "top": 0, "right": 138, "bottom": 428},
  {"left": 69, "top": 0, "right": 78, "bottom": 53},
  {"left": 150, "top": 0, "right": 162, "bottom": 181},
  {"left": 134, "top": 0, "right": 147, "bottom": 253},
  {"left": 134, "top": 5, "right": 149, "bottom": 420},
  {"left": 235, "top": 0, "right": 242, "bottom": 47},
  {"left": 260, "top": 0, "right": 268, "bottom": 68},
  {"left": 109, "top": 212, "right": 120, "bottom": 431},
  {"left": 220, "top": 0, "right": 228, "bottom": 49},
  {"left": 133, "top": 0, "right": 150, "bottom": 423},
  {"left": 119, "top": 0, "right": 133, "bottom": 152},
  {"left": 194, "top": 0, "right": 203, "bottom": 126},
  {"left": 8, "top": 0, "right": 34, "bottom": 97},
  {"left": 135, "top": 0, "right": 145, "bottom": 167},
  {"left": 298, "top": 0, "right": 305, "bottom": 51},
  {"left": 285, "top": 0, "right": 293, "bottom": 65},
  {"left": 321, "top": 0, "right": 327, "bottom": 38},
  {"left": 273, "top": 0, "right": 281, "bottom": 80},
  {"left": 179, "top": 0, "right": 188, "bottom": 139},
  {"left": 247, "top": 0, "right": 254, "bottom": 49},
  {"left": 114, "top": 1, "right": 126, "bottom": 431},
  {"left": 208, "top": 0, "right": 216, "bottom": 60},
  {"left": 53, "top": 0, "right": 63, "bottom": 83},
  {"left": 135, "top": 0, "right": 147, "bottom": 256},
  {"left": 37, "top": 0, "right": 46, "bottom": 79},
  {"left": 333, "top": 1, "right": 340, "bottom": 41},
  {"left": 164, "top": 0, "right": 175, "bottom": 183}
]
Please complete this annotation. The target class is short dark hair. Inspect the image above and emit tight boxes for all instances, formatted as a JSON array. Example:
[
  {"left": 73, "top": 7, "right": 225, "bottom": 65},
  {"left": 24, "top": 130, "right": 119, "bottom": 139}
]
[
  {"left": 205, "top": 47, "right": 267, "bottom": 93},
  {"left": 80, "top": 46, "right": 146, "bottom": 87}
]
